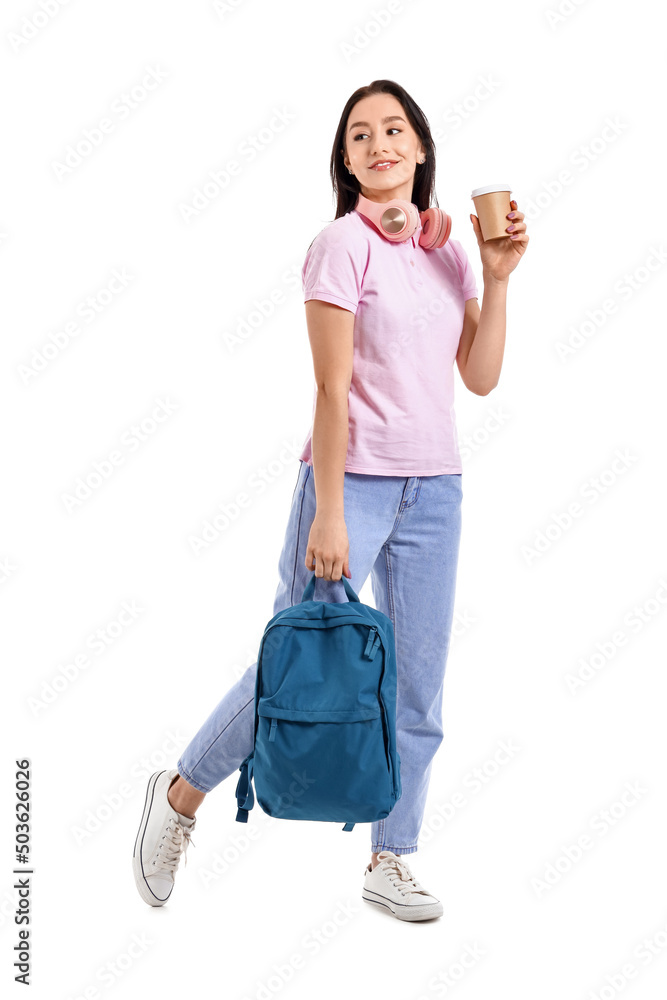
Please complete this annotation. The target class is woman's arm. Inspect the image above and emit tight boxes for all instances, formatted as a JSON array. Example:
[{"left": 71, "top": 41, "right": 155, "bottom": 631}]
[
  {"left": 455, "top": 281, "right": 506, "bottom": 396},
  {"left": 457, "top": 198, "right": 529, "bottom": 395},
  {"left": 304, "top": 299, "right": 354, "bottom": 513},
  {"left": 302, "top": 299, "right": 354, "bottom": 581}
]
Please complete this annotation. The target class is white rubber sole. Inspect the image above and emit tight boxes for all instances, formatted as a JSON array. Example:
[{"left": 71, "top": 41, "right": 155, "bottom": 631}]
[{"left": 362, "top": 888, "right": 443, "bottom": 921}]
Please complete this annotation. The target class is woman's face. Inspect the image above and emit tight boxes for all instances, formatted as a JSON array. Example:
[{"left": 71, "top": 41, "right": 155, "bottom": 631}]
[{"left": 342, "top": 92, "right": 426, "bottom": 203}]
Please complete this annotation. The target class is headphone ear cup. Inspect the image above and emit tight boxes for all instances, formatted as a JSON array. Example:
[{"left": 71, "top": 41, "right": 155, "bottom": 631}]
[
  {"left": 378, "top": 199, "right": 420, "bottom": 241},
  {"left": 418, "top": 208, "right": 452, "bottom": 249}
]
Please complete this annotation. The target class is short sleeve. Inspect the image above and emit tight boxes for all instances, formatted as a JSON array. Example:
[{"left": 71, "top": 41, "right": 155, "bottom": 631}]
[
  {"left": 302, "top": 223, "right": 366, "bottom": 315},
  {"left": 449, "top": 238, "right": 478, "bottom": 301}
]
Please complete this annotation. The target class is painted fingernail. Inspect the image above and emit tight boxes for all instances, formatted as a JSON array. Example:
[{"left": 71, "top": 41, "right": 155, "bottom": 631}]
[
  {"left": 510, "top": 233, "right": 519, "bottom": 239},
  {"left": 507, "top": 211, "right": 516, "bottom": 219},
  {"left": 507, "top": 224, "right": 515, "bottom": 231}
]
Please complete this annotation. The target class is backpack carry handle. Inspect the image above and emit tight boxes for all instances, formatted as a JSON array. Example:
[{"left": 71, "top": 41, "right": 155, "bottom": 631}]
[{"left": 301, "top": 570, "right": 360, "bottom": 604}]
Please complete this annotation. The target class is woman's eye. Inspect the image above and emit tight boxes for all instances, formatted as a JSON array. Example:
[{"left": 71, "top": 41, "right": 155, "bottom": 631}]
[{"left": 353, "top": 128, "right": 401, "bottom": 141}]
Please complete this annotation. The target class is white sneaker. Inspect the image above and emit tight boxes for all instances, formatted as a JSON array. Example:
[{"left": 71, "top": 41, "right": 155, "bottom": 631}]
[
  {"left": 132, "top": 769, "right": 197, "bottom": 906},
  {"left": 362, "top": 850, "right": 443, "bottom": 921}
]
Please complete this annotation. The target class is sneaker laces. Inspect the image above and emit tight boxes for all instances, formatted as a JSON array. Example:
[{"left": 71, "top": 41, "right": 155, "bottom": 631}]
[
  {"left": 153, "top": 816, "right": 196, "bottom": 874},
  {"left": 377, "top": 853, "right": 429, "bottom": 897}
]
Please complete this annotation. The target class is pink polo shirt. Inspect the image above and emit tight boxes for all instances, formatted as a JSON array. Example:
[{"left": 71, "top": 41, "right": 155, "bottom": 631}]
[{"left": 298, "top": 206, "right": 478, "bottom": 476}]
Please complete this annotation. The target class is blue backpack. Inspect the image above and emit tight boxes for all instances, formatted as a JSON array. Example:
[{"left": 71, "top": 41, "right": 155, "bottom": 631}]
[{"left": 235, "top": 571, "right": 402, "bottom": 832}]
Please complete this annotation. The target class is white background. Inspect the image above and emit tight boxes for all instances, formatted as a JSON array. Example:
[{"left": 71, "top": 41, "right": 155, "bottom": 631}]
[{"left": 2, "top": 0, "right": 666, "bottom": 997}]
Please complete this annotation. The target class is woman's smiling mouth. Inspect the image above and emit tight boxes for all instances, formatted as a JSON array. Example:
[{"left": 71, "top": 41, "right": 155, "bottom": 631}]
[{"left": 369, "top": 160, "right": 398, "bottom": 171}]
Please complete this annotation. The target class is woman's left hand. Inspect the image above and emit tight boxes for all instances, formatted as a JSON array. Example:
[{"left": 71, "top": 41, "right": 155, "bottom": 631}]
[{"left": 470, "top": 200, "right": 529, "bottom": 281}]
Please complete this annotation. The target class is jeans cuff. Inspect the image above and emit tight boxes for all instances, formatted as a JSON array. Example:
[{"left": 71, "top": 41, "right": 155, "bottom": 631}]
[
  {"left": 371, "top": 844, "right": 418, "bottom": 855},
  {"left": 176, "top": 762, "right": 210, "bottom": 794}
]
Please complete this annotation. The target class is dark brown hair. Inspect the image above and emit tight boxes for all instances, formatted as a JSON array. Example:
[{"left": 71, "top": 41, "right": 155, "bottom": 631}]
[{"left": 329, "top": 79, "right": 438, "bottom": 221}]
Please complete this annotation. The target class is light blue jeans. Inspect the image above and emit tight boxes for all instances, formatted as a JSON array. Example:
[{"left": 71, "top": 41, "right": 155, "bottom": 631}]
[{"left": 178, "top": 459, "right": 462, "bottom": 856}]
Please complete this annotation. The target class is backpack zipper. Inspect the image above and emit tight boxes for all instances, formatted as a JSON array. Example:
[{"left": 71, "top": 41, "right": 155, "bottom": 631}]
[{"left": 363, "top": 626, "right": 381, "bottom": 660}]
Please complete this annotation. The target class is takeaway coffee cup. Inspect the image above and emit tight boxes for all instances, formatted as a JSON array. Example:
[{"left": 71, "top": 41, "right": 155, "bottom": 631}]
[{"left": 470, "top": 184, "right": 513, "bottom": 242}]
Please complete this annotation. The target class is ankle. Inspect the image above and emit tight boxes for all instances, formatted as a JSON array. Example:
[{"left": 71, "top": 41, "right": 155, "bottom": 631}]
[{"left": 167, "top": 774, "right": 204, "bottom": 819}]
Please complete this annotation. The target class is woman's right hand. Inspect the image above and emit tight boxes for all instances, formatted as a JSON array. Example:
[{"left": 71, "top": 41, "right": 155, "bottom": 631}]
[{"left": 305, "top": 511, "right": 351, "bottom": 581}]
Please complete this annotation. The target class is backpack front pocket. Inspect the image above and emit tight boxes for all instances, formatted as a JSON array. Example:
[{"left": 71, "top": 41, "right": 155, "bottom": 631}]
[{"left": 254, "top": 705, "right": 393, "bottom": 823}]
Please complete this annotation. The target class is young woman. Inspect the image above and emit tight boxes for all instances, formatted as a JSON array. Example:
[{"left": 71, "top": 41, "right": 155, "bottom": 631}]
[{"left": 133, "top": 79, "right": 528, "bottom": 921}]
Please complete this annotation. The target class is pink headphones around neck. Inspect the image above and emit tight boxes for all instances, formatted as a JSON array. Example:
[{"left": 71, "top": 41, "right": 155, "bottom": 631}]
[{"left": 354, "top": 191, "right": 452, "bottom": 249}]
